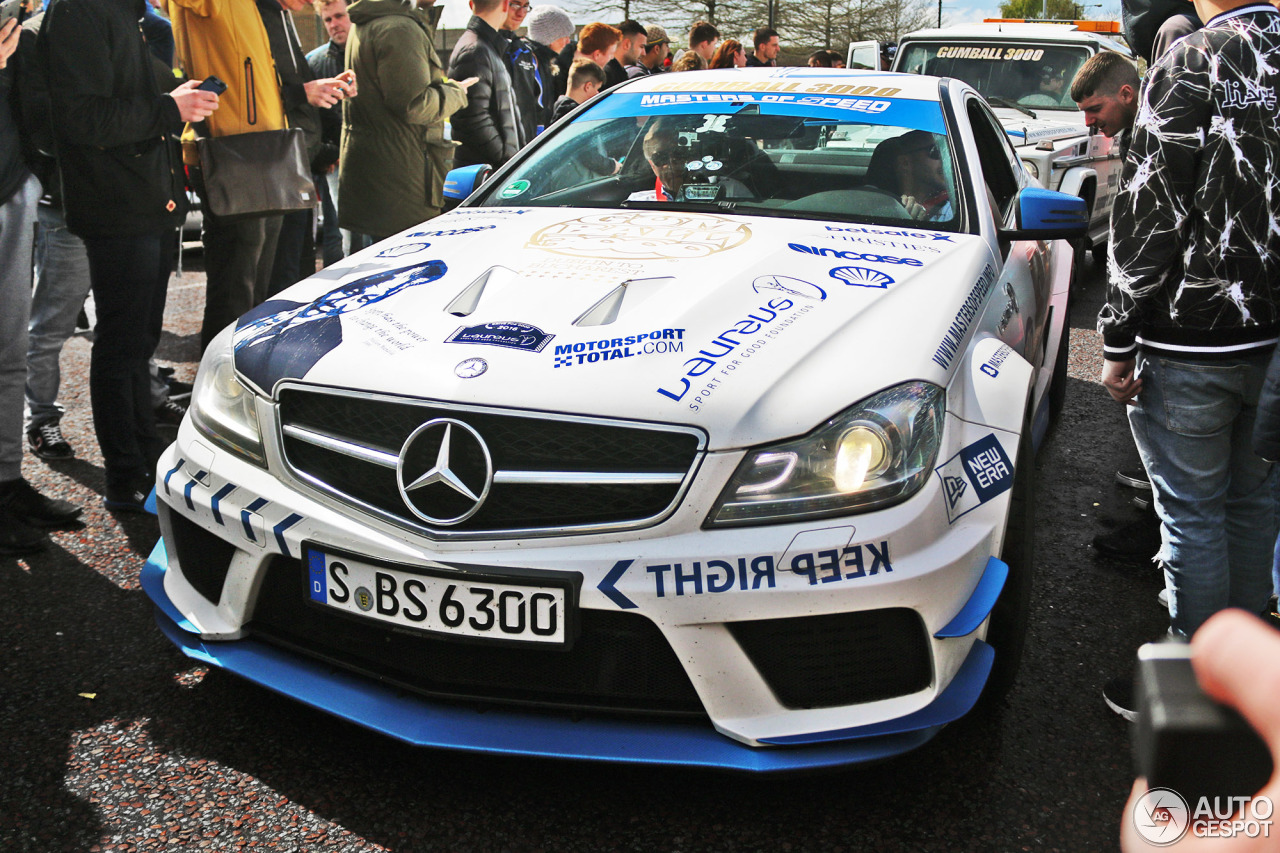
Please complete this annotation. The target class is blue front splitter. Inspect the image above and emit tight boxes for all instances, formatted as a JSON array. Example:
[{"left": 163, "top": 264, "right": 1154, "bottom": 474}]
[{"left": 142, "top": 539, "right": 994, "bottom": 772}]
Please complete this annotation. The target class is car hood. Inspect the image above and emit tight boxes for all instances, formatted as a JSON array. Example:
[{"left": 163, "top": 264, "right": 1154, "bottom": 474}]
[
  {"left": 233, "top": 208, "right": 996, "bottom": 449},
  {"left": 992, "top": 108, "right": 1083, "bottom": 146}
]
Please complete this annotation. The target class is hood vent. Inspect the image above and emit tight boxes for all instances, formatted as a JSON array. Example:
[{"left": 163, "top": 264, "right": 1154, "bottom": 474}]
[
  {"left": 573, "top": 276, "right": 674, "bottom": 327},
  {"left": 446, "top": 266, "right": 515, "bottom": 317}
]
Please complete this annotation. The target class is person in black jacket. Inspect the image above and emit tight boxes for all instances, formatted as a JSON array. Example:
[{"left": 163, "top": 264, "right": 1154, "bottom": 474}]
[
  {"left": 500, "top": 0, "right": 543, "bottom": 142},
  {"left": 604, "top": 19, "right": 644, "bottom": 90},
  {"left": 306, "top": 0, "right": 351, "bottom": 265},
  {"left": 259, "top": 0, "right": 353, "bottom": 291},
  {"left": 40, "top": 0, "right": 219, "bottom": 511},
  {"left": 449, "top": 0, "right": 524, "bottom": 169},
  {"left": 1098, "top": 0, "right": 1280, "bottom": 717}
]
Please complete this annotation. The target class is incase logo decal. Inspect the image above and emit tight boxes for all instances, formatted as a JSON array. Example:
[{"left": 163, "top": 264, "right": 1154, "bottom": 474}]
[{"left": 788, "top": 242, "right": 924, "bottom": 267}]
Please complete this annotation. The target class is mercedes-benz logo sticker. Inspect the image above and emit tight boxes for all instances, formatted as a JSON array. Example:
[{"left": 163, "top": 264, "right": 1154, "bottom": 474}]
[
  {"left": 396, "top": 419, "right": 493, "bottom": 525},
  {"left": 455, "top": 358, "right": 488, "bottom": 379}
]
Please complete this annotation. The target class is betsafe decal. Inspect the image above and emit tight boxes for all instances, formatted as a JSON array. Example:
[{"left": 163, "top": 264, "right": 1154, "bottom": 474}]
[{"left": 233, "top": 260, "right": 448, "bottom": 392}]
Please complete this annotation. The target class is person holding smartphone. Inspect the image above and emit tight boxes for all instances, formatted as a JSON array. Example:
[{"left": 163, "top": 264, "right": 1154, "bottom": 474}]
[{"left": 39, "top": 0, "right": 218, "bottom": 511}]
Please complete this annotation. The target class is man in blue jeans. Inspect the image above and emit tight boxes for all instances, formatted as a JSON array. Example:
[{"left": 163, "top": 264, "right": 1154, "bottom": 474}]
[{"left": 1098, "top": 0, "right": 1280, "bottom": 718}]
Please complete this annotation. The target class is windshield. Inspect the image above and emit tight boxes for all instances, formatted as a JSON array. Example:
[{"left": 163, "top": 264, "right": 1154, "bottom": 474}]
[
  {"left": 471, "top": 83, "right": 963, "bottom": 231},
  {"left": 897, "top": 42, "right": 1090, "bottom": 111}
]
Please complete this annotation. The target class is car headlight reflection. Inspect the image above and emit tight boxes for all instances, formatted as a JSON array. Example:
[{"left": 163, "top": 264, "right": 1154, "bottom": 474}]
[
  {"left": 188, "top": 324, "right": 266, "bottom": 467},
  {"left": 706, "top": 381, "right": 945, "bottom": 527}
]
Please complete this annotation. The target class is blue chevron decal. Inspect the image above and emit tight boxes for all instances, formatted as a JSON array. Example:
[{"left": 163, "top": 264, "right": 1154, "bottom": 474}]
[
  {"left": 241, "top": 498, "right": 269, "bottom": 542},
  {"left": 210, "top": 483, "right": 237, "bottom": 526},
  {"left": 273, "top": 514, "right": 304, "bottom": 557},
  {"left": 163, "top": 458, "right": 185, "bottom": 495}
]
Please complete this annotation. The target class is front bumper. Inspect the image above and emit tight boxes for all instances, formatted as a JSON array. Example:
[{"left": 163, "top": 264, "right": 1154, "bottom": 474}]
[
  {"left": 144, "top": 399, "right": 1017, "bottom": 768},
  {"left": 144, "top": 538, "right": 995, "bottom": 770}
]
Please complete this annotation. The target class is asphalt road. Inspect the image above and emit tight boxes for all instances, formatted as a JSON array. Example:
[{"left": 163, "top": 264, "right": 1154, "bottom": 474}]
[{"left": 0, "top": 251, "right": 1167, "bottom": 852}]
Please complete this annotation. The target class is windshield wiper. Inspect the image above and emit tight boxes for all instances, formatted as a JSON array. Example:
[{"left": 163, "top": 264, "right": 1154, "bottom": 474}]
[{"left": 987, "top": 97, "right": 1037, "bottom": 119}]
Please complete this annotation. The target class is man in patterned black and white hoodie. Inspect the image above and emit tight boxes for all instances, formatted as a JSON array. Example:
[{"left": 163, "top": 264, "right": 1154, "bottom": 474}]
[{"left": 1099, "top": 0, "right": 1280, "bottom": 717}]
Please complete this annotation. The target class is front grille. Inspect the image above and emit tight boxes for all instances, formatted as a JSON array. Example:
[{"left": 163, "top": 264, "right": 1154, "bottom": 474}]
[
  {"left": 247, "top": 557, "right": 705, "bottom": 716},
  {"left": 728, "top": 608, "right": 932, "bottom": 709},
  {"left": 161, "top": 502, "right": 235, "bottom": 605},
  {"left": 276, "top": 387, "right": 704, "bottom": 538}
]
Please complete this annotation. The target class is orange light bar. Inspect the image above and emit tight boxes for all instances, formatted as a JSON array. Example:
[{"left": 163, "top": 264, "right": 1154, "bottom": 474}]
[{"left": 982, "top": 18, "right": 1122, "bottom": 32}]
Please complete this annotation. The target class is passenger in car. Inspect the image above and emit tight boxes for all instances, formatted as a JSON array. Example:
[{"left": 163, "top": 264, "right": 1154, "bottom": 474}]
[
  {"left": 865, "top": 130, "right": 953, "bottom": 221},
  {"left": 627, "top": 120, "right": 751, "bottom": 202}
]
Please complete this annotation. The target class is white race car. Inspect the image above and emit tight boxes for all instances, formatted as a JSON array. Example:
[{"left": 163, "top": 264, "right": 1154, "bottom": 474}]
[{"left": 143, "top": 69, "right": 1085, "bottom": 771}]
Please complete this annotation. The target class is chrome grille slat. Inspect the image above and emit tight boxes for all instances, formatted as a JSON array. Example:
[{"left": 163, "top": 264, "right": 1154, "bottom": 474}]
[
  {"left": 275, "top": 385, "right": 705, "bottom": 540},
  {"left": 284, "top": 424, "right": 689, "bottom": 485}
]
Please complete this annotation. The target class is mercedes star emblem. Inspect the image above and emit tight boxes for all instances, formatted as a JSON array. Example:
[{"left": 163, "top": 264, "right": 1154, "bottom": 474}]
[
  {"left": 396, "top": 419, "right": 493, "bottom": 525},
  {"left": 455, "top": 358, "right": 488, "bottom": 379}
]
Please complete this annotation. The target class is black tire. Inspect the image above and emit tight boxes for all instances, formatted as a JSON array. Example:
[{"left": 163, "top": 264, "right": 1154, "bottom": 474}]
[
  {"left": 1091, "top": 239, "right": 1108, "bottom": 266},
  {"left": 982, "top": 418, "right": 1035, "bottom": 703}
]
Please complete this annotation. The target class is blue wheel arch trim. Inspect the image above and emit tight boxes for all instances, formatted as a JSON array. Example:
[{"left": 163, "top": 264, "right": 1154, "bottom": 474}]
[{"left": 141, "top": 539, "right": 993, "bottom": 771}]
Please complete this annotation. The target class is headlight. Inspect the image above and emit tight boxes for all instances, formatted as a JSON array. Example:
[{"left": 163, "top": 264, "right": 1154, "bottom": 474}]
[
  {"left": 705, "top": 381, "right": 945, "bottom": 527},
  {"left": 1022, "top": 160, "right": 1039, "bottom": 180},
  {"left": 188, "top": 324, "right": 266, "bottom": 466}
]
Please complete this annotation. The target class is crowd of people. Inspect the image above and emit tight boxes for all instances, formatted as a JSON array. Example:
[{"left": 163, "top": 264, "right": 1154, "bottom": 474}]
[
  {"left": 0, "top": 0, "right": 802, "bottom": 556},
  {"left": 5, "top": 0, "right": 1280, "bottom": 819}
]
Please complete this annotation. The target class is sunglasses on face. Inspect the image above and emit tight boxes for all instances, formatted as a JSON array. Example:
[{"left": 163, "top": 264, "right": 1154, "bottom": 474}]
[
  {"left": 647, "top": 147, "right": 687, "bottom": 165},
  {"left": 510, "top": 2, "right": 531, "bottom": 10}
]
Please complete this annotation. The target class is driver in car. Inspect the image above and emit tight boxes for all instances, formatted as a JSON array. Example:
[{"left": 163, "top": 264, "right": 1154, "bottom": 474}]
[
  {"left": 867, "top": 130, "right": 953, "bottom": 221},
  {"left": 628, "top": 120, "right": 751, "bottom": 202},
  {"left": 1021, "top": 65, "right": 1071, "bottom": 107}
]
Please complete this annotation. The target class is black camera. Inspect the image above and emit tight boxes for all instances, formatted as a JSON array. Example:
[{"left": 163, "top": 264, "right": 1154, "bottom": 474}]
[{"left": 1135, "top": 641, "right": 1273, "bottom": 807}]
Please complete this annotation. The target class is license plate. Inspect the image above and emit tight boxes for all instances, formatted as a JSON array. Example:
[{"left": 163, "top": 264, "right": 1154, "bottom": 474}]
[{"left": 304, "top": 545, "right": 574, "bottom": 646}]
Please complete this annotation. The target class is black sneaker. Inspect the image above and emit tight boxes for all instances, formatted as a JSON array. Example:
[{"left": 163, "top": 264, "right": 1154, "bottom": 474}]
[
  {"left": 1115, "top": 465, "right": 1153, "bottom": 491},
  {"left": 165, "top": 378, "right": 193, "bottom": 402},
  {"left": 104, "top": 483, "right": 150, "bottom": 514},
  {"left": 0, "top": 506, "right": 45, "bottom": 556},
  {"left": 154, "top": 397, "right": 187, "bottom": 427},
  {"left": 1103, "top": 673, "right": 1138, "bottom": 721},
  {"left": 27, "top": 421, "right": 74, "bottom": 460},
  {"left": 0, "top": 478, "right": 81, "bottom": 528},
  {"left": 1092, "top": 513, "right": 1162, "bottom": 561}
]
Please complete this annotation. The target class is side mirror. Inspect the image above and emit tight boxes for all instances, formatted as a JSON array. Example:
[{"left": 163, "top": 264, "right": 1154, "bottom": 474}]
[
  {"left": 1001, "top": 187, "right": 1088, "bottom": 241},
  {"left": 443, "top": 164, "right": 492, "bottom": 210}
]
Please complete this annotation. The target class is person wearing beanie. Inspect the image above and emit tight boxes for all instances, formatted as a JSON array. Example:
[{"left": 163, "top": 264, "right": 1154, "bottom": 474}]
[
  {"left": 525, "top": 5, "right": 573, "bottom": 111},
  {"left": 628, "top": 24, "right": 668, "bottom": 77}
]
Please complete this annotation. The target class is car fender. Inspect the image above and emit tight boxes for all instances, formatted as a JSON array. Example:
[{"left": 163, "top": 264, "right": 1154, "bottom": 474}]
[
  {"left": 950, "top": 334, "right": 1034, "bottom": 436},
  {"left": 1055, "top": 165, "right": 1097, "bottom": 203}
]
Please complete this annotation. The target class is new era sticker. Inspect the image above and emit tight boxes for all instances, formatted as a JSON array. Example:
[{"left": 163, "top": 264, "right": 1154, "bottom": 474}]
[{"left": 935, "top": 433, "right": 1014, "bottom": 522}]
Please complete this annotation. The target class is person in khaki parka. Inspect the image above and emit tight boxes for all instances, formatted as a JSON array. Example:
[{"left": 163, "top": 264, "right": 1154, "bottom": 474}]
[{"left": 340, "top": 0, "right": 472, "bottom": 246}]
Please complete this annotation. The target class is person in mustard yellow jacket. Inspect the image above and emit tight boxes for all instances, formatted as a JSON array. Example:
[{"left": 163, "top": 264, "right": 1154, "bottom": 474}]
[
  {"left": 165, "top": 0, "right": 288, "bottom": 352},
  {"left": 340, "top": 0, "right": 470, "bottom": 246}
]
